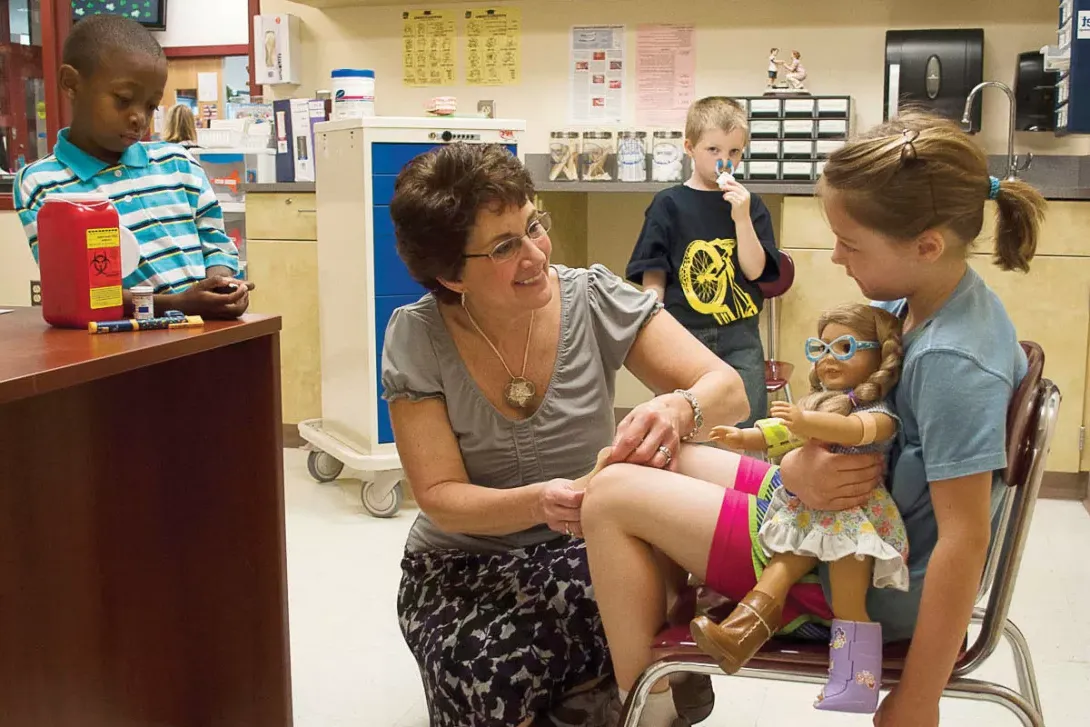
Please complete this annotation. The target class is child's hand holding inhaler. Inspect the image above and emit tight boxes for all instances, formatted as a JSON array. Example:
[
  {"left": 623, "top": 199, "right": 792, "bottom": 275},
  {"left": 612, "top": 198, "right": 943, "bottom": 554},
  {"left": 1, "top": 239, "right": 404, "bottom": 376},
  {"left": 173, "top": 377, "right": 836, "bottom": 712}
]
[{"left": 717, "top": 159, "right": 752, "bottom": 224}]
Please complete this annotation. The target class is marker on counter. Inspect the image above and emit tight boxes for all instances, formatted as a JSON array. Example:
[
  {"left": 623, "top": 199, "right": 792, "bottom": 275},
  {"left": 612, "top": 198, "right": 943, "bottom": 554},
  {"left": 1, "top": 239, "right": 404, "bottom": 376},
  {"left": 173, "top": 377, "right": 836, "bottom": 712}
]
[{"left": 88, "top": 310, "right": 204, "bottom": 334}]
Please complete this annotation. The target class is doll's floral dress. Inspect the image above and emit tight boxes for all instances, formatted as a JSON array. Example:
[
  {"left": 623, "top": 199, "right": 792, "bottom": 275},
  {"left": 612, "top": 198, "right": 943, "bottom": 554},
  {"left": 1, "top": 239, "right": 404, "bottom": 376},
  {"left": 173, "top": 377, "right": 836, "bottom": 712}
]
[{"left": 760, "top": 399, "right": 910, "bottom": 591}]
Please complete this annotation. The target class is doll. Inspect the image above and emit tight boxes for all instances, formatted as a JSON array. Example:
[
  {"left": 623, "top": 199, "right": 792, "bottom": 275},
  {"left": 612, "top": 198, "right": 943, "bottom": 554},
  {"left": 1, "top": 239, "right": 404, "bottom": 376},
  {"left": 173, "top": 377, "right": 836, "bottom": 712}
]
[{"left": 691, "top": 303, "right": 909, "bottom": 714}]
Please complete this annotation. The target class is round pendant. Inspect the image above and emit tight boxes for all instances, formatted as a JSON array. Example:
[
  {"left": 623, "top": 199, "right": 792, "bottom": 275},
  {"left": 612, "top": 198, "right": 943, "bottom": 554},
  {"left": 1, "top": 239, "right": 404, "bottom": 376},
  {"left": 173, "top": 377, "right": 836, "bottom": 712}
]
[{"left": 504, "top": 377, "right": 537, "bottom": 409}]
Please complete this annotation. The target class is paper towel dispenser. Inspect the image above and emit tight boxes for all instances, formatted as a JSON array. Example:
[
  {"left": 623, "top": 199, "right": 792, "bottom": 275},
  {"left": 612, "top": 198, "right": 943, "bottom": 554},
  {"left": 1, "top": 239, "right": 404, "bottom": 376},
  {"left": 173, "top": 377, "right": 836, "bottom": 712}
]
[
  {"left": 884, "top": 29, "right": 985, "bottom": 132},
  {"left": 1014, "top": 51, "right": 1058, "bottom": 132}
]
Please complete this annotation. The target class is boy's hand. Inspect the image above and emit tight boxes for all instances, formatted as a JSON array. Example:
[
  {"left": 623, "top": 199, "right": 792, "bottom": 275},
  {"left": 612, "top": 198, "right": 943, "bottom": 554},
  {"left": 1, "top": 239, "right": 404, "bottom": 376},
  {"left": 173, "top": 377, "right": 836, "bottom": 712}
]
[
  {"left": 173, "top": 276, "right": 253, "bottom": 319},
  {"left": 720, "top": 176, "right": 752, "bottom": 222}
]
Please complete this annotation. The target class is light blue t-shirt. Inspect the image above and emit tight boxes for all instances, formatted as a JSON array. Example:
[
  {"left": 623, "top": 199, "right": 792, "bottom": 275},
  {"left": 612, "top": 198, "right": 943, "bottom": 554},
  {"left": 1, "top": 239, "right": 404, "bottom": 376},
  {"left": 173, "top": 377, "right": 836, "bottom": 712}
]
[{"left": 821, "top": 266, "right": 1026, "bottom": 641}]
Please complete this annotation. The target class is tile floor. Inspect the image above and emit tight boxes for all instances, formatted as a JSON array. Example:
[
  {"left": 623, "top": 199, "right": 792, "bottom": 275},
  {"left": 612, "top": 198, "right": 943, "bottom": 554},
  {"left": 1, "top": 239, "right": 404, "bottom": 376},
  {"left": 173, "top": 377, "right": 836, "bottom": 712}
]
[{"left": 282, "top": 449, "right": 1089, "bottom": 726}]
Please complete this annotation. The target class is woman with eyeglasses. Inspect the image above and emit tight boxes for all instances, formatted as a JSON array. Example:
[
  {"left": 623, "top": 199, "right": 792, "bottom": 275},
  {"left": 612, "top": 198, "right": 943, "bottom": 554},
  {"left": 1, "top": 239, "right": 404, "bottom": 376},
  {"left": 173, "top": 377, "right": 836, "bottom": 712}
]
[{"left": 382, "top": 143, "right": 749, "bottom": 727}]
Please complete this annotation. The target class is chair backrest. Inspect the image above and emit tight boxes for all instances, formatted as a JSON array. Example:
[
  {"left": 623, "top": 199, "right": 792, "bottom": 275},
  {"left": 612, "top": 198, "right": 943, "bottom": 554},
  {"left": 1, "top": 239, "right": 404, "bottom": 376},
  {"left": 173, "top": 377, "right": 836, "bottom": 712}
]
[
  {"left": 1005, "top": 342, "right": 1044, "bottom": 487},
  {"left": 957, "top": 340, "right": 1059, "bottom": 678},
  {"left": 757, "top": 250, "right": 795, "bottom": 300}
]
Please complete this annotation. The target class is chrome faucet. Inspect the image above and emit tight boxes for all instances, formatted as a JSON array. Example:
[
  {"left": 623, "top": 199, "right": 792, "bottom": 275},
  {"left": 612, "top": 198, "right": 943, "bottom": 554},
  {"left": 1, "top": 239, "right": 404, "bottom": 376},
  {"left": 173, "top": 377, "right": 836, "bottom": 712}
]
[{"left": 961, "top": 81, "right": 1032, "bottom": 181}]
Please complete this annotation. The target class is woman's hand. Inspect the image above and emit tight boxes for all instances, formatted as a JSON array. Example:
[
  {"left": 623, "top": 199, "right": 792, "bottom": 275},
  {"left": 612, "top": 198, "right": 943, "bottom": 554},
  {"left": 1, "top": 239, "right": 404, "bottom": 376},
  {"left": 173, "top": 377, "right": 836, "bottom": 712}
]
[
  {"left": 873, "top": 688, "right": 939, "bottom": 727},
  {"left": 609, "top": 396, "right": 683, "bottom": 470},
  {"left": 778, "top": 443, "right": 884, "bottom": 511},
  {"left": 536, "top": 479, "right": 585, "bottom": 538}
]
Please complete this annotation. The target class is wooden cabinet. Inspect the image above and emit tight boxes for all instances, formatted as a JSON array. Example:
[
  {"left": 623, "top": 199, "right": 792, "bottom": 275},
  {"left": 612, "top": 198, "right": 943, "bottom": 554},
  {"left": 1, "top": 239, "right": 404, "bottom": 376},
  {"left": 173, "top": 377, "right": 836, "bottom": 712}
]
[
  {"left": 776, "top": 248, "right": 864, "bottom": 400},
  {"left": 777, "top": 197, "right": 1090, "bottom": 475},
  {"left": 246, "top": 193, "right": 319, "bottom": 241},
  {"left": 246, "top": 192, "right": 322, "bottom": 427},
  {"left": 970, "top": 256, "right": 1089, "bottom": 473}
]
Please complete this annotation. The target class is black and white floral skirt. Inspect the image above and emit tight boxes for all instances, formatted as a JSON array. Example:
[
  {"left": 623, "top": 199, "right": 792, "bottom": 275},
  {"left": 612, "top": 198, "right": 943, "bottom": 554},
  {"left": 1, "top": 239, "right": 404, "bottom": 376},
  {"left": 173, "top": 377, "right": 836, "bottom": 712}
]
[{"left": 398, "top": 537, "right": 613, "bottom": 727}]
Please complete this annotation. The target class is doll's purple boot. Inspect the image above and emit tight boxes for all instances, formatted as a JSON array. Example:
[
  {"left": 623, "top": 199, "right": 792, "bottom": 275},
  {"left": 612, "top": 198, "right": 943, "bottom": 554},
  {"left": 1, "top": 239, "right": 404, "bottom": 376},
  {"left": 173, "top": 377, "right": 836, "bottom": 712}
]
[{"left": 813, "top": 619, "right": 882, "bottom": 713}]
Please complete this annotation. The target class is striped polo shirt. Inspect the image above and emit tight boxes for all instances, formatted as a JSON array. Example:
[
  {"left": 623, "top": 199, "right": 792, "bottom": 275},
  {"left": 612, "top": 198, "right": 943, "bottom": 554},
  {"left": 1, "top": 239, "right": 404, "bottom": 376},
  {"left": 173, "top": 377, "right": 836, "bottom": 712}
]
[{"left": 13, "top": 129, "right": 240, "bottom": 294}]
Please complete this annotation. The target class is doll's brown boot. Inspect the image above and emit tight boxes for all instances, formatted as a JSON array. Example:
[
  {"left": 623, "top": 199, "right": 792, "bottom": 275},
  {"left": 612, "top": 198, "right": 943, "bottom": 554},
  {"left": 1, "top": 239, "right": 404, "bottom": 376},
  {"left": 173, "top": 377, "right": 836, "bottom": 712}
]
[{"left": 690, "top": 590, "right": 783, "bottom": 674}]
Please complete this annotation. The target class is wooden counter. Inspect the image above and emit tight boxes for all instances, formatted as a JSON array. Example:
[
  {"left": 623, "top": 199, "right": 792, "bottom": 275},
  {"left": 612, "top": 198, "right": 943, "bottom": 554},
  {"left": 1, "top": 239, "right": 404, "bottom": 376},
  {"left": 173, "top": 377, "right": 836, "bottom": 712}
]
[{"left": 0, "top": 309, "right": 292, "bottom": 727}]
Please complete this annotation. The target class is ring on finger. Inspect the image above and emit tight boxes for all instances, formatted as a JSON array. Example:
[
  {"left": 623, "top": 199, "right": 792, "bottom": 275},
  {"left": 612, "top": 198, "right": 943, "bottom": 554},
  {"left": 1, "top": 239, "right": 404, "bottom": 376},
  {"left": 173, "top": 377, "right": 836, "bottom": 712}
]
[{"left": 657, "top": 445, "right": 673, "bottom": 466}]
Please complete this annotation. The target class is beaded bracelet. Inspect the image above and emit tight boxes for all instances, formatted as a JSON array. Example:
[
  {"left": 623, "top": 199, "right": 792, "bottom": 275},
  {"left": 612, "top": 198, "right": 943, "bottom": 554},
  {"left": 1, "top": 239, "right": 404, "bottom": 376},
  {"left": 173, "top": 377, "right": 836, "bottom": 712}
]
[{"left": 673, "top": 388, "right": 704, "bottom": 441}]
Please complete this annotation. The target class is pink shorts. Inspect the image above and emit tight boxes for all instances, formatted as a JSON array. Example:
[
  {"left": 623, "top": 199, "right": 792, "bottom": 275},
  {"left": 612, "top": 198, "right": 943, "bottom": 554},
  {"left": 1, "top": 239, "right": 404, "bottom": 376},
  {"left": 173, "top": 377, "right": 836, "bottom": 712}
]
[{"left": 704, "top": 457, "right": 833, "bottom": 633}]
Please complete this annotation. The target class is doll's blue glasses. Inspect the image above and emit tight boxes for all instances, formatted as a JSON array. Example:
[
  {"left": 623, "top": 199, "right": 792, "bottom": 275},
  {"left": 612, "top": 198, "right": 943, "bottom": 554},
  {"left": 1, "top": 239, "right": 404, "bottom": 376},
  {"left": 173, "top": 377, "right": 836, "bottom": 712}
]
[{"left": 804, "top": 335, "right": 880, "bottom": 362}]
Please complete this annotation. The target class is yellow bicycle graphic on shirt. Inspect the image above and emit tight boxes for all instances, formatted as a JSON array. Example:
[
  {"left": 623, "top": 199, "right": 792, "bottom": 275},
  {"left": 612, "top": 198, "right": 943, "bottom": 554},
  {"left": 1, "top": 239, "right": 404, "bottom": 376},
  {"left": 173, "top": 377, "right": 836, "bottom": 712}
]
[{"left": 679, "top": 238, "right": 758, "bottom": 325}]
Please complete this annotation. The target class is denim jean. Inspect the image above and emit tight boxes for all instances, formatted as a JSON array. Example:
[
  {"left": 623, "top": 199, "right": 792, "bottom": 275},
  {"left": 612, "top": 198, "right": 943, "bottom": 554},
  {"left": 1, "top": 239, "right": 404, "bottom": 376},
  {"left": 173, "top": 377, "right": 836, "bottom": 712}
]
[{"left": 690, "top": 323, "right": 767, "bottom": 429}]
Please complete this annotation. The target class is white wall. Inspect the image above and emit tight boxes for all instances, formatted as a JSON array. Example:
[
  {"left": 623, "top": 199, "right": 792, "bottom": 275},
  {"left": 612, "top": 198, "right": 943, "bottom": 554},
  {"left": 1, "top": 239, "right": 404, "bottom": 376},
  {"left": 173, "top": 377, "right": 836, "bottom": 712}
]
[
  {"left": 261, "top": 0, "right": 1089, "bottom": 157},
  {"left": 0, "top": 212, "right": 39, "bottom": 308},
  {"left": 152, "top": 0, "right": 250, "bottom": 48}
]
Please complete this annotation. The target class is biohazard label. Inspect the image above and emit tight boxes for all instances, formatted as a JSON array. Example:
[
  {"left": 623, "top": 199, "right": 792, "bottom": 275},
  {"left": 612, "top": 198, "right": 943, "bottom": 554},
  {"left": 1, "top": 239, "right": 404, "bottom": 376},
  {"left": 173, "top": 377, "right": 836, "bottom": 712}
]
[{"left": 86, "top": 227, "right": 123, "bottom": 309}]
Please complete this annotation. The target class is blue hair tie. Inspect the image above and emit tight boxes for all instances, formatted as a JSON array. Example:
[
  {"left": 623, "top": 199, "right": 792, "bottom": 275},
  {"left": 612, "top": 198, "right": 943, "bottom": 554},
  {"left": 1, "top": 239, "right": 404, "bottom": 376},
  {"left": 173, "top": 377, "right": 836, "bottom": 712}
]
[{"left": 988, "top": 176, "right": 1001, "bottom": 200}]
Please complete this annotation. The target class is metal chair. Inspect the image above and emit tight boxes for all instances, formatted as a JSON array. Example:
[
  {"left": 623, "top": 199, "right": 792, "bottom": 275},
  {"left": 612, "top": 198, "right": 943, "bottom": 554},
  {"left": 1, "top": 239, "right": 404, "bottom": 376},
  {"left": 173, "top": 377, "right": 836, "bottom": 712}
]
[
  {"left": 758, "top": 250, "right": 796, "bottom": 405},
  {"left": 620, "top": 342, "right": 1059, "bottom": 727}
]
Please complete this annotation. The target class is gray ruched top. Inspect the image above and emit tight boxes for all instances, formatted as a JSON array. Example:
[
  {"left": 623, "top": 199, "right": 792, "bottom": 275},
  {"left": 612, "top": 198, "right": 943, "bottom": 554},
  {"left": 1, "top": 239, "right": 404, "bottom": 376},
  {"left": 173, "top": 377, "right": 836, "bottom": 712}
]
[{"left": 381, "top": 264, "right": 660, "bottom": 554}]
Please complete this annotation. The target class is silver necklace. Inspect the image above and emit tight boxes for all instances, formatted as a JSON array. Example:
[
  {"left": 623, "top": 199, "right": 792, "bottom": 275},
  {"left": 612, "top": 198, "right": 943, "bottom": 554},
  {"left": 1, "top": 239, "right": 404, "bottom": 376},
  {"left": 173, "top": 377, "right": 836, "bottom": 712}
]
[{"left": 461, "top": 294, "right": 537, "bottom": 409}]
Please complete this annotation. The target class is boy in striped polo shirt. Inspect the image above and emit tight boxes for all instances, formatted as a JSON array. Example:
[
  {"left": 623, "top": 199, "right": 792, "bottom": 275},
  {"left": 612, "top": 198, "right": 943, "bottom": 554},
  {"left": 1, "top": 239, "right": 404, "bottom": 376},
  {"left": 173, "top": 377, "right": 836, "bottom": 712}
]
[{"left": 14, "top": 14, "right": 252, "bottom": 319}]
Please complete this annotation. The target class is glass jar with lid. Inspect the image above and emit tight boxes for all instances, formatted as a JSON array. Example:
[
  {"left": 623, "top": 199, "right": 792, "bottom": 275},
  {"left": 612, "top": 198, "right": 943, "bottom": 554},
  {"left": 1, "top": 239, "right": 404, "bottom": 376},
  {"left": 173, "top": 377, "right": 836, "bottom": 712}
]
[
  {"left": 652, "top": 131, "right": 685, "bottom": 182},
  {"left": 617, "top": 131, "right": 648, "bottom": 182},
  {"left": 548, "top": 131, "right": 580, "bottom": 181},
  {"left": 581, "top": 131, "right": 615, "bottom": 181}
]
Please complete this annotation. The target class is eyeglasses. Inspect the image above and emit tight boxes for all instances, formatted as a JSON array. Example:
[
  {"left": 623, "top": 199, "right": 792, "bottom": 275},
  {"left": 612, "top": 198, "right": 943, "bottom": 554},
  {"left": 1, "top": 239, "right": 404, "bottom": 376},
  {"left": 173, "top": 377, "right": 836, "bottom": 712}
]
[
  {"left": 463, "top": 212, "right": 552, "bottom": 263},
  {"left": 805, "top": 335, "right": 879, "bottom": 363}
]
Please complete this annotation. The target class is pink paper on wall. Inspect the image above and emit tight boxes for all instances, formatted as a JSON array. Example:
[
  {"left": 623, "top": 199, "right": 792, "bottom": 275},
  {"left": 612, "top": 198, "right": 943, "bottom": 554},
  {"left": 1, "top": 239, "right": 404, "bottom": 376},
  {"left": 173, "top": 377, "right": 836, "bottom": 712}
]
[{"left": 636, "top": 24, "right": 696, "bottom": 128}]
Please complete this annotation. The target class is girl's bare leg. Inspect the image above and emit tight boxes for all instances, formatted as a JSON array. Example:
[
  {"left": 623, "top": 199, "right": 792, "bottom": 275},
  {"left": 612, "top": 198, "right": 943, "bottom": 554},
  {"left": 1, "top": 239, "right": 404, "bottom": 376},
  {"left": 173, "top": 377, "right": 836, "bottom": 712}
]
[
  {"left": 582, "top": 449, "right": 745, "bottom": 692},
  {"left": 672, "top": 443, "right": 747, "bottom": 489}
]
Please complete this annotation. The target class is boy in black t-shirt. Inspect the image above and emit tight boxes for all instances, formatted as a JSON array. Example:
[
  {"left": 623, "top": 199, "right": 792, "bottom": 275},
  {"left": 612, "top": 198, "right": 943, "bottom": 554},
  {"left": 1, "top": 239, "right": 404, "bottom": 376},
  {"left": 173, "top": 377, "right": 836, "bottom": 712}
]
[{"left": 626, "top": 96, "right": 780, "bottom": 427}]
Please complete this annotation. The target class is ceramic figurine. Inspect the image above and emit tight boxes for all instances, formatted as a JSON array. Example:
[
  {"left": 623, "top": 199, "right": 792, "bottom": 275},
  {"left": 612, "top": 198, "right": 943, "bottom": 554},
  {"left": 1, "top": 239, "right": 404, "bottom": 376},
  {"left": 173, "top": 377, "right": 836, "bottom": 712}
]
[
  {"left": 778, "top": 50, "right": 808, "bottom": 91},
  {"left": 767, "top": 48, "right": 781, "bottom": 89}
]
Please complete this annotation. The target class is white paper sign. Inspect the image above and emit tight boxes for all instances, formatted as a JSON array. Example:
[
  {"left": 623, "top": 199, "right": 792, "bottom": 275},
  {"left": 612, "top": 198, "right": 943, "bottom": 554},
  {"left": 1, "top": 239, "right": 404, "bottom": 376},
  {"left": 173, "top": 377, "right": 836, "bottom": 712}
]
[
  {"left": 1078, "top": 11, "right": 1090, "bottom": 39},
  {"left": 197, "top": 72, "right": 219, "bottom": 102},
  {"left": 570, "top": 25, "right": 625, "bottom": 124}
]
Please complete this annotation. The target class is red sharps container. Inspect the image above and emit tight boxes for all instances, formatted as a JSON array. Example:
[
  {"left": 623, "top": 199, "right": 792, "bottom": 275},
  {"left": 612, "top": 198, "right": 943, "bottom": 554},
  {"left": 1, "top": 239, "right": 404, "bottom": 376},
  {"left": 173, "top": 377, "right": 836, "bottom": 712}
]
[{"left": 36, "top": 193, "right": 125, "bottom": 328}]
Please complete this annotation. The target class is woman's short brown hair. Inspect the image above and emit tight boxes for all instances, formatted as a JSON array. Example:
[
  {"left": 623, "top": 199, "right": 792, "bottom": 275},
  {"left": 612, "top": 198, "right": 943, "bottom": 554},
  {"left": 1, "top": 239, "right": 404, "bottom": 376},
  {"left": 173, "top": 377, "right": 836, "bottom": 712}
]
[{"left": 390, "top": 143, "right": 535, "bottom": 303}]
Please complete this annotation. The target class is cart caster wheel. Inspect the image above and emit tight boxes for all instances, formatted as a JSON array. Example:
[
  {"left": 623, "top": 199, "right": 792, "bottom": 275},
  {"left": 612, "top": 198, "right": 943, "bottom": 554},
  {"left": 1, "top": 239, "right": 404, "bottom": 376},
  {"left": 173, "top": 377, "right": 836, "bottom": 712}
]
[
  {"left": 362, "top": 479, "right": 404, "bottom": 518},
  {"left": 307, "top": 450, "right": 344, "bottom": 483}
]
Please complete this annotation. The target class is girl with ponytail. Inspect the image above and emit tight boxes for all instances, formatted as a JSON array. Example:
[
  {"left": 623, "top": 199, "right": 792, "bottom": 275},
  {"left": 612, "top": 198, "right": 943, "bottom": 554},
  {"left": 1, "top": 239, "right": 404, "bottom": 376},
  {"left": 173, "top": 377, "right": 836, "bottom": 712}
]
[{"left": 579, "top": 109, "right": 1045, "bottom": 727}]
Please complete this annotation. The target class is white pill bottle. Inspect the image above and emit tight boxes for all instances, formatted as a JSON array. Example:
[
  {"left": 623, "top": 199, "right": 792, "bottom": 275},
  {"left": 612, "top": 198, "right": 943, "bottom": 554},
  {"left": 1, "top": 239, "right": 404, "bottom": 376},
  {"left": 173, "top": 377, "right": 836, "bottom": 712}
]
[{"left": 331, "top": 69, "right": 376, "bottom": 120}]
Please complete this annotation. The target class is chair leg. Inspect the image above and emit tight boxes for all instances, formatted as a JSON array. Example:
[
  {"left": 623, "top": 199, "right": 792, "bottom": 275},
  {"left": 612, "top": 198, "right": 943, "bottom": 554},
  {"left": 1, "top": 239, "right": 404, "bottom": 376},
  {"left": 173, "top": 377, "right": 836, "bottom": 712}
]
[
  {"left": 1001, "top": 619, "right": 1043, "bottom": 717},
  {"left": 942, "top": 678, "right": 1044, "bottom": 727},
  {"left": 620, "top": 662, "right": 718, "bottom": 727}
]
